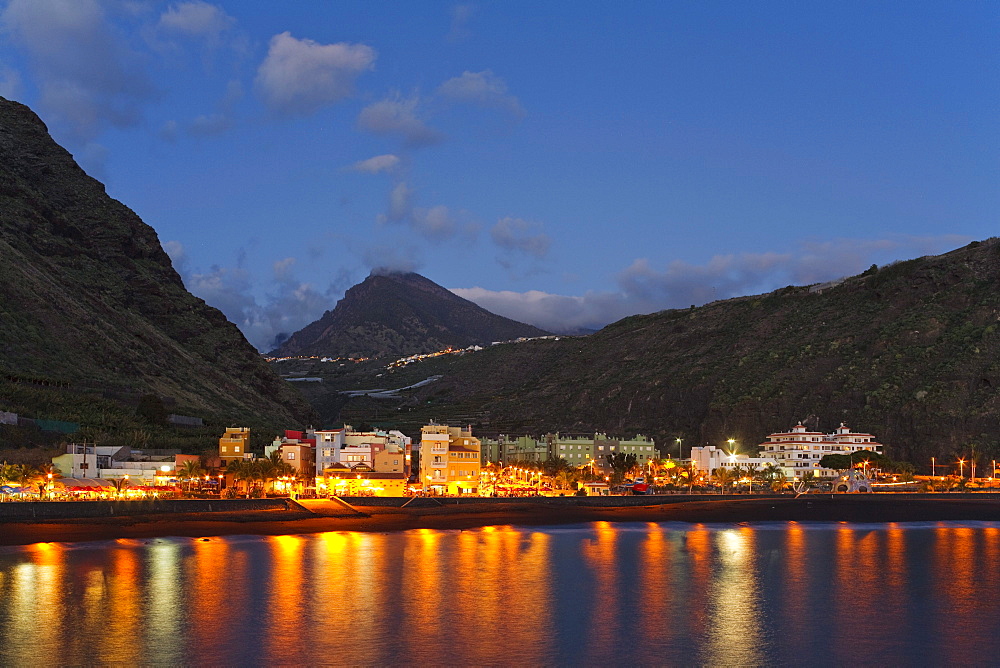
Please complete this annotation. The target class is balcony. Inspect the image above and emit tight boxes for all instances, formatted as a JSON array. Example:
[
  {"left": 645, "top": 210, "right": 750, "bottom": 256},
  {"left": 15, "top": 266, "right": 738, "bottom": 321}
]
[
  {"left": 430, "top": 460, "right": 448, "bottom": 468},
  {"left": 430, "top": 445, "right": 448, "bottom": 454}
]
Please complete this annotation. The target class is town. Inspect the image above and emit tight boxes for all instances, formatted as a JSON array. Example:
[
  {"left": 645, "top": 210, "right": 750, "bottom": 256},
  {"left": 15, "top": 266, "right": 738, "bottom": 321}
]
[{"left": 0, "top": 420, "right": 988, "bottom": 501}]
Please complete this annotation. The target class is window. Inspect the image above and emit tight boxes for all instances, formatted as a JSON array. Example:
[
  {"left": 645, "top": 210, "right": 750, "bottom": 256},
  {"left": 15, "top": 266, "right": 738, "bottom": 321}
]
[
  {"left": 235, "top": 446, "right": 240, "bottom": 452},
  {"left": 287, "top": 452, "right": 296, "bottom": 460}
]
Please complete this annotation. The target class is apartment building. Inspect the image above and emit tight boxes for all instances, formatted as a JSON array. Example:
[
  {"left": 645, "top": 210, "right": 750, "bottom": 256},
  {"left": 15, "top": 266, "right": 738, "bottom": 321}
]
[{"left": 419, "top": 424, "right": 481, "bottom": 495}]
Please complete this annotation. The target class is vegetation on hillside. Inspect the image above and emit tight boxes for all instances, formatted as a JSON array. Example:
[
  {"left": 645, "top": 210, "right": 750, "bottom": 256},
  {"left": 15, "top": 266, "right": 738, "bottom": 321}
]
[{"left": 286, "top": 239, "right": 1000, "bottom": 472}]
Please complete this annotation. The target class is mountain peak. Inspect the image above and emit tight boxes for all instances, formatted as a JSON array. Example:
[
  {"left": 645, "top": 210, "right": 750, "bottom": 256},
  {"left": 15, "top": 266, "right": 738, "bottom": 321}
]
[{"left": 272, "top": 272, "right": 548, "bottom": 357}]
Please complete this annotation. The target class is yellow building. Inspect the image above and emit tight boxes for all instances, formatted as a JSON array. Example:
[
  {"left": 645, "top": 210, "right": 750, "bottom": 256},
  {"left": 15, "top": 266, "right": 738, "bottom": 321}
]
[
  {"left": 420, "top": 424, "right": 481, "bottom": 495},
  {"left": 219, "top": 427, "right": 250, "bottom": 464},
  {"left": 317, "top": 463, "right": 407, "bottom": 497}
]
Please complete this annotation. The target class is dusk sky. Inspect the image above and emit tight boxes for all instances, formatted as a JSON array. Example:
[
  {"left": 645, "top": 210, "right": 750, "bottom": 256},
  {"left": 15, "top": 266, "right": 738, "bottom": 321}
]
[{"left": 1, "top": 1, "right": 996, "bottom": 350}]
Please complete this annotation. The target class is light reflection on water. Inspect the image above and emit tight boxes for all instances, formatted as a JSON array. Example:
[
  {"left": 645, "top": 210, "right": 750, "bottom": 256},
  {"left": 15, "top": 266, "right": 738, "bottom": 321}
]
[{"left": 1, "top": 521, "right": 999, "bottom": 666}]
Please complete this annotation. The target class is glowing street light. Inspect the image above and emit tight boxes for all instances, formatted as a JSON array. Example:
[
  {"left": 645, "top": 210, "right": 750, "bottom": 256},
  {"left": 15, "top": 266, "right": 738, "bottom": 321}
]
[
  {"left": 958, "top": 458, "right": 966, "bottom": 479},
  {"left": 676, "top": 438, "right": 683, "bottom": 458},
  {"left": 931, "top": 456, "right": 936, "bottom": 477}
]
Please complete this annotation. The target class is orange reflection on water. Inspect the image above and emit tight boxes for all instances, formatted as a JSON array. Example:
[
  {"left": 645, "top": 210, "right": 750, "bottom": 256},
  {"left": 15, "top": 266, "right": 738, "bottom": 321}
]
[
  {"left": 684, "top": 526, "right": 713, "bottom": 638},
  {"left": 262, "top": 535, "right": 306, "bottom": 662},
  {"left": 188, "top": 537, "right": 239, "bottom": 656},
  {"left": 781, "top": 522, "right": 807, "bottom": 633},
  {"left": 639, "top": 524, "right": 671, "bottom": 643},
  {"left": 4, "top": 543, "right": 67, "bottom": 664},
  {"left": 580, "top": 521, "right": 621, "bottom": 662}
]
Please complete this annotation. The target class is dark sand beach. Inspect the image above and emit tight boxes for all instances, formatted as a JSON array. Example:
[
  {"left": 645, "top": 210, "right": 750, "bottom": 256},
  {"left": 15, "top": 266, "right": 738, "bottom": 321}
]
[{"left": 3, "top": 495, "right": 1000, "bottom": 546}]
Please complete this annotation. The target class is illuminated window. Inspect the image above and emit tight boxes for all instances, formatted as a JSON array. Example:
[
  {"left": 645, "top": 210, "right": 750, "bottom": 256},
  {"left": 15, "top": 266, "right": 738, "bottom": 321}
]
[{"left": 287, "top": 452, "right": 296, "bottom": 460}]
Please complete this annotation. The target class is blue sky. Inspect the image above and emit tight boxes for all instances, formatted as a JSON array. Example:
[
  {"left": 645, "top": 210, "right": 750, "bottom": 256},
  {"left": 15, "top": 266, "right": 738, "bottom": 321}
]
[{"left": 1, "top": 1, "right": 996, "bottom": 350}]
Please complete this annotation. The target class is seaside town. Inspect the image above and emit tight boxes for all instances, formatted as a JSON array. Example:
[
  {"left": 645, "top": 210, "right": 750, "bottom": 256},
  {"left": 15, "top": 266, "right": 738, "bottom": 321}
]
[{"left": 0, "top": 419, "right": 988, "bottom": 502}]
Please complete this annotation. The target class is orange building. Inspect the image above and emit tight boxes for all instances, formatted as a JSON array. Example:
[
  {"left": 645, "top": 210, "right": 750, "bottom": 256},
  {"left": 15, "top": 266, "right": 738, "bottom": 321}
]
[
  {"left": 419, "top": 424, "right": 481, "bottom": 495},
  {"left": 219, "top": 427, "right": 250, "bottom": 464}
]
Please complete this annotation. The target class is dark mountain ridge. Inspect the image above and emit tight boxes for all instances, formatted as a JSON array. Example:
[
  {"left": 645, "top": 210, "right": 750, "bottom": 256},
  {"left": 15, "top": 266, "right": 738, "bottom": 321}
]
[
  {"left": 303, "top": 239, "right": 1000, "bottom": 468},
  {"left": 271, "top": 270, "right": 549, "bottom": 358},
  {"left": 0, "top": 96, "right": 313, "bottom": 427}
]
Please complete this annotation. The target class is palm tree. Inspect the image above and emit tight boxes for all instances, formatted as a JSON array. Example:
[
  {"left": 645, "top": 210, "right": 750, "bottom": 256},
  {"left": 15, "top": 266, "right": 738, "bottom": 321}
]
[
  {"left": 770, "top": 470, "right": 788, "bottom": 493},
  {"left": 177, "top": 460, "right": 205, "bottom": 494},
  {"left": 713, "top": 466, "right": 734, "bottom": 494},
  {"left": 226, "top": 459, "right": 254, "bottom": 497},
  {"left": 761, "top": 463, "right": 782, "bottom": 484},
  {"left": 253, "top": 459, "right": 278, "bottom": 495}
]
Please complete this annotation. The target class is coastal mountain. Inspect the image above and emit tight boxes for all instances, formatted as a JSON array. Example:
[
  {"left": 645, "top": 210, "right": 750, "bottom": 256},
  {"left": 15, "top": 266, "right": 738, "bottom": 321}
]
[
  {"left": 0, "top": 96, "right": 313, "bottom": 427},
  {"left": 296, "top": 239, "right": 1000, "bottom": 466},
  {"left": 271, "top": 271, "right": 549, "bottom": 358}
]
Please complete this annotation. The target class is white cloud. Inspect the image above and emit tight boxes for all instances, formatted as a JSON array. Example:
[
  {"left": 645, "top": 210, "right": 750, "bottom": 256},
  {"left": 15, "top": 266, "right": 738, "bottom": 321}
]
[
  {"left": 413, "top": 205, "right": 457, "bottom": 240},
  {"left": 174, "top": 250, "right": 342, "bottom": 352},
  {"left": 187, "top": 112, "right": 230, "bottom": 136},
  {"left": 159, "top": 119, "right": 179, "bottom": 141},
  {"left": 1, "top": 0, "right": 155, "bottom": 140},
  {"left": 491, "top": 217, "right": 550, "bottom": 257},
  {"left": 364, "top": 245, "right": 422, "bottom": 275},
  {"left": 0, "top": 63, "right": 22, "bottom": 99},
  {"left": 454, "top": 234, "right": 973, "bottom": 334},
  {"left": 350, "top": 153, "right": 400, "bottom": 174},
  {"left": 438, "top": 70, "right": 524, "bottom": 117},
  {"left": 451, "top": 287, "right": 625, "bottom": 334},
  {"left": 255, "top": 31, "right": 375, "bottom": 116},
  {"left": 447, "top": 3, "right": 475, "bottom": 42},
  {"left": 382, "top": 181, "right": 414, "bottom": 223},
  {"left": 357, "top": 93, "right": 442, "bottom": 146},
  {"left": 158, "top": 1, "right": 235, "bottom": 39},
  {"left": 375, "top": 180, "right": 476, "bottom": 242}
]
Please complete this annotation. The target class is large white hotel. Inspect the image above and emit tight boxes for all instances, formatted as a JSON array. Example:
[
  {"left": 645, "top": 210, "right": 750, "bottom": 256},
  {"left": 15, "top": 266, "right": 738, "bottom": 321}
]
[
  {"left": 759, "top": 422, "right": 883, "bottom": 479},
  {"left": 692, "top": 422, "right": 884, "bottom": 480}
]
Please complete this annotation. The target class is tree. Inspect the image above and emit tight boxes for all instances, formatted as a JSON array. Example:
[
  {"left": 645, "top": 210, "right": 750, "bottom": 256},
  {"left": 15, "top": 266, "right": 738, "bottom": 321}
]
[
  {"left": 226, "top": 459, "right": 254, "bottom": 497},
  {"left": 819, "top": 454, "right": 854, "bottom": 471},
  {"left": 177, "top": 460, "right": 205, "bottom": 493},
  {"left": 606, "top": 452, "right": 637, "bottom": 484},
  {"left": 542, "top": 457, "right": 570, "bottom": 476},
  {"left": 770, "top": 471, "right": 788, "bottom": 493},
  {"left": 135, "top": 394, "right": 167, "bottom": 426},
  {"left": 713, "top": 467, "right": 734, "bottom": 494}
]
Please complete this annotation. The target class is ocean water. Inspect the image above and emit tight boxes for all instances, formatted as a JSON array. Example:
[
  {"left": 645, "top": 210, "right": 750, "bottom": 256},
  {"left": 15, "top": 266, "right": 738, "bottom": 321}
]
[{"left": 0, "top": 520, "right": 997, "bottom": 666}]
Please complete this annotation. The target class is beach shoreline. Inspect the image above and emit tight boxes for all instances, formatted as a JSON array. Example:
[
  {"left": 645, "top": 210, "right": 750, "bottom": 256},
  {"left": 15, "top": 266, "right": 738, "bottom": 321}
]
[{"left": 3, "top": 495, "right": 1000, "bottom": 546}]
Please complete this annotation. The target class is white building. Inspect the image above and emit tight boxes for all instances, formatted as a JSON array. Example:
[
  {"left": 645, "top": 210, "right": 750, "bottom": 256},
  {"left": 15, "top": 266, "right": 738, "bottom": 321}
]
[
  {"left": 690, "top": 445, "right": 779, "bottom": 475},
  {"left": 759, "top": 422, "right": 884, "bottom": 479},
  {"left": 313, "top": 427, "right": 411, "bottom": 477},
  {"left": 52, "top": 443, "right": 176, "bottom": 485}
]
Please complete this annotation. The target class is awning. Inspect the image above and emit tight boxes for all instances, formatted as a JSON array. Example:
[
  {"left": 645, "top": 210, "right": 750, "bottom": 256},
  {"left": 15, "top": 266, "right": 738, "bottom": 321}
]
[{"left": 54, "top": 478, "right": 115, "bottom": 488}]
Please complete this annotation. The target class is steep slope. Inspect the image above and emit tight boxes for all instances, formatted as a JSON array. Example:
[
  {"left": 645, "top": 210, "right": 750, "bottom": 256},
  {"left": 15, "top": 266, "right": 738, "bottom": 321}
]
[
  {"left": 316, "top": 240, "right": 1000, "bottom": 465},
  {"left": 272, "top": 271, "right": 549, "bottom": 358},
  {"left": 0, "top": 97, "right": 313, "bottom": 425}
]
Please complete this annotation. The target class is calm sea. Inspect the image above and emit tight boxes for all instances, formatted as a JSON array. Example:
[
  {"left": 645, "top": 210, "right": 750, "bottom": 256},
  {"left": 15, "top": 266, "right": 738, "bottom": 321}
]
[{"left": 0, "top": 521, "right": 997, "bottom": 666}]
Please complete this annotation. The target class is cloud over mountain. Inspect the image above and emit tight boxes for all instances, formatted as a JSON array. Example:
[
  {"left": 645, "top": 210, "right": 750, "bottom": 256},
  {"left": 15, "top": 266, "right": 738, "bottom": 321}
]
[{"left": 1, "top": 0, "right": 155, "bottom": 140}]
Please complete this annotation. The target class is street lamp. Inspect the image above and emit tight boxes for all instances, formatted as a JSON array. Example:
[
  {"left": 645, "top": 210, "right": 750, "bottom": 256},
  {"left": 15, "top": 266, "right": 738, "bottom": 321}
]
[
  {"left": 958, "top": 458, "right": 966, "bottom": 479},
  {"left": 931, "top": 456, "right": 936, "bottom": 477},
  {"left": 727, "top": 438, "right": 735, "bottom": 453},
  {"left": 676, "top": 438, "right": 683, "bottom": 459}
]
